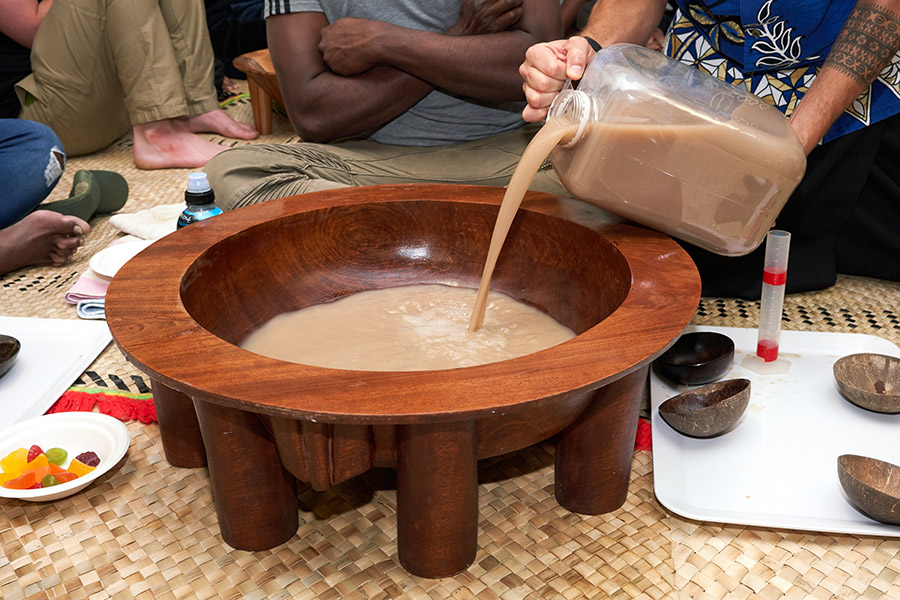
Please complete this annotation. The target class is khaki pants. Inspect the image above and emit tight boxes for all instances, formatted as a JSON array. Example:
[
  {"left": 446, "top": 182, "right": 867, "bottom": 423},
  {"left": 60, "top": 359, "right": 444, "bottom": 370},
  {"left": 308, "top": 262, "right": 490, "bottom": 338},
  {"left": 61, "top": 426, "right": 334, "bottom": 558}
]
[
  {"left": 17, "top": 0, "right": 219, "bottom": 156},
  {"left": 205, "top": 123, "right": 576, "bottom": 211}
]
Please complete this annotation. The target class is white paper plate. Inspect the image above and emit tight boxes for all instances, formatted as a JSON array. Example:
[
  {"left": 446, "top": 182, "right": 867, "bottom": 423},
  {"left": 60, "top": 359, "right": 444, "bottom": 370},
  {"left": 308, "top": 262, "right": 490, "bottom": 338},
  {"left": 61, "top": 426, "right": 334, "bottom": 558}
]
[
  {"left": 0, "top": 412, "right": 130, "bottom": 501},
  {"left": 651, "top": 325, "right": 900, "bottom": 537},
  {"left": 0, "top": 316, "right": 111, "bottom": 430},
  {"left": 89, "top": 239, "right": 153, "bottom": 279}
]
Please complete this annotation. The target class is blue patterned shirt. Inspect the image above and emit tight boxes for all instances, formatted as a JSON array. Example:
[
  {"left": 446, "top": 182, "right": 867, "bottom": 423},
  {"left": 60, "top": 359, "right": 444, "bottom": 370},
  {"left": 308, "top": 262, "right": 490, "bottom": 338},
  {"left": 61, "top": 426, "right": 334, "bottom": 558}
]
[{"left": 665, "top": 0, "right": 900, "bottom": 141}]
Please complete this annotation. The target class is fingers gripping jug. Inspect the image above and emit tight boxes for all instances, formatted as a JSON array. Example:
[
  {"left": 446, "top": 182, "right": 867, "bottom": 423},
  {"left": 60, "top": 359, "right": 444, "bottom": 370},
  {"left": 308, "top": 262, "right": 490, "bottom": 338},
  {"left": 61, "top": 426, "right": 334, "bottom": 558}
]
[{"left": 547, "top": 44, "right": 807, "bottom": 256}]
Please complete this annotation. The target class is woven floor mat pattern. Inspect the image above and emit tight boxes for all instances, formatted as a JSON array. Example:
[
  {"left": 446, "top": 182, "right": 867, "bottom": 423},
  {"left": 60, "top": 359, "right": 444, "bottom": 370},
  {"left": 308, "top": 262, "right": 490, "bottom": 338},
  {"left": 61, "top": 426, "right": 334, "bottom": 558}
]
[
  {"left": 2, "top": 432, "right": 674, "bottom": 600},
  {"left": 3, "top": 93, "right": 900, "bottom": 598}
]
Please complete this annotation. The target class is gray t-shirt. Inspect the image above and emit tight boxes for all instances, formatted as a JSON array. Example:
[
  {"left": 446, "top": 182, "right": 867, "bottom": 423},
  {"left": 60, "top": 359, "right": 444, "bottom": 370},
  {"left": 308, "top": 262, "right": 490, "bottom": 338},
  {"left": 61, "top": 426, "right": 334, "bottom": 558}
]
[{"left": 265, "top": 0, "right": 526, "bottom": 146}]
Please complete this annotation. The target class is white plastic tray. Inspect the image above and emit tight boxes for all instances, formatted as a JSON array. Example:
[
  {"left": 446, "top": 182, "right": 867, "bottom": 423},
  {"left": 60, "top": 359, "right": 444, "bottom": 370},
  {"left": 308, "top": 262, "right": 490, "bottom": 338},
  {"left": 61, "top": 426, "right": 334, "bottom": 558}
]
[
  {"left": 651, "top": 325, "right": 900, "bottom": 537},
  {"left": 0, "top": 316, "right": 111, "bottom": 432}
]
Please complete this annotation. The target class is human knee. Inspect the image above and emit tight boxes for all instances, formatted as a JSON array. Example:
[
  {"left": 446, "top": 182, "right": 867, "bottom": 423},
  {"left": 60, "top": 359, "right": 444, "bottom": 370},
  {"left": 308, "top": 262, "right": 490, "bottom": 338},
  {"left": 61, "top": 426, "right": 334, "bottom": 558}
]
[
  {"left": 16, "top": 121, "right": 65, "bottom": 177},
  {"left": 204, "top": 149, "right": 245, "bottom": 211},
  {"left": 42, "top": 141, "right": 66, "bottom": 192},
  {"left": 204, "top": 147, "right": 279, "bottom": 211},
  {"left": 0, "top": 121, "right": 66, "bottom": 226},
  {"left": 28, "top": 123, "right": 65, "bottom": 187}
]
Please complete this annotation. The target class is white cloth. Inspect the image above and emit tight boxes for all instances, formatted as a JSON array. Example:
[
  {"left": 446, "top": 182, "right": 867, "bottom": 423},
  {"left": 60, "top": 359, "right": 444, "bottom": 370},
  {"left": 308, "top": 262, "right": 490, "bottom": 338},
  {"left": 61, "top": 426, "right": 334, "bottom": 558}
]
[{"left": 108, "top": 203, "right": 184, "bottom": 240}]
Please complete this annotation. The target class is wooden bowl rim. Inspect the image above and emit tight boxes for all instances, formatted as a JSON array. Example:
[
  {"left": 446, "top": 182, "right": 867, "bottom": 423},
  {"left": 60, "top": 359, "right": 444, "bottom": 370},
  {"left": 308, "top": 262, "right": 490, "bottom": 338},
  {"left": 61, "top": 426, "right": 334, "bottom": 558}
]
[{"left": 106, "top": 183, "right": 701, "bottom": 423}]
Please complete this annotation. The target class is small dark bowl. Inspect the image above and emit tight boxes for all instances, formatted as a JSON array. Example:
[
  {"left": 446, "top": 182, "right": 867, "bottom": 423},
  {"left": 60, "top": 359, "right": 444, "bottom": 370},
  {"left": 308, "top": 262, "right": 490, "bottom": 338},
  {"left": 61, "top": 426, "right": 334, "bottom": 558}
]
[
  {"left": 837, "top": 454, "right": 900, "bottom": 525},
  {"left": 0, "top": 334, "right": 20, "bottom": 379},
  {"left": 833, "top": 353, "right": 900, "bottom": 414},
  {"left": 654, "top": 331, "right": 735, "bottom": 385},
  {"left": 659, "top": 378, "right": 751, "bottom": 438}
]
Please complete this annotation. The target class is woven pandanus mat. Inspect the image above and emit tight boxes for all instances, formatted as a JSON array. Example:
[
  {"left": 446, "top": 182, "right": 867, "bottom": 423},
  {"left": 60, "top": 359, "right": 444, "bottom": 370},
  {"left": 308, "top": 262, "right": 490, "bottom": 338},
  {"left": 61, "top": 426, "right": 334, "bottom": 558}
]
[
  {"left": 3, "top": 422, "right": 898, "bottom": 599},
  {"left": 691, "top": 275, "right": 900, "bottom": 347},
  {"left": 1, "top": 426, "right": 674, "bottom": 600}
]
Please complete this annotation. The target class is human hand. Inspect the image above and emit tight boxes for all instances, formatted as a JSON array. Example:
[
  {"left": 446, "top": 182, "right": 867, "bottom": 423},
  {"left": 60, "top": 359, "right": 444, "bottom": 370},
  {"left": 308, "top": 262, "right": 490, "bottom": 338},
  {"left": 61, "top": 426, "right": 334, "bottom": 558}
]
[
  {"left": 319, "top": 17, "right": 385, "bottom": 76},
  {"left": 448, "top": 0, "right": 524, "bottom": 36},
  {"left": 519, "top": 36, "right": 593, "bottom": 122}
]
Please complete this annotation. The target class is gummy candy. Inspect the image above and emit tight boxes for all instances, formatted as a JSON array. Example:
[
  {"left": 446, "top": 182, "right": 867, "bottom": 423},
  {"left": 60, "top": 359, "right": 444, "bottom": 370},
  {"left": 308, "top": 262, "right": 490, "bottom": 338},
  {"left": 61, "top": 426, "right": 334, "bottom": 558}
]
[
  {"left": 0, "top": 448, "right": 28, "bottom": 474},
  {"left": 1, "top": 445, "right": 101, "bottom": 490},
  {"left": 4, "top": 471, "right": 37, "bottom": 490},
  {"left": 26, "top": 445, "right": 44, "bottom": 463},
  {"left": 68, "top": 459, "right": 96, "bottom": 478},
  {"left": 45, "top": 448, "right": 67, "bottom": 466},
  {"left": 54, "top": 471, "right": 79, "bottom": 484},
  {"left": 41, "top": 474, "right": 61, "bottom": 487},
  {"left": 23, "top": 453, "right": 48, "bottom": 471},
  {"left": 75, "top": 452, "right": 100, "bottom": 467}
]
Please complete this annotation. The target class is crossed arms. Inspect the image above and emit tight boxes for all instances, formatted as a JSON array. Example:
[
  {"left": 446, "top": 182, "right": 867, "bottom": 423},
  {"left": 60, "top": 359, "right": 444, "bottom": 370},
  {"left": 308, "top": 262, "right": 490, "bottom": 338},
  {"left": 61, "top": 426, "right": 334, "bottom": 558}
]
[{"left": 267, "top": 0, "right": 562, "bottom": 142}]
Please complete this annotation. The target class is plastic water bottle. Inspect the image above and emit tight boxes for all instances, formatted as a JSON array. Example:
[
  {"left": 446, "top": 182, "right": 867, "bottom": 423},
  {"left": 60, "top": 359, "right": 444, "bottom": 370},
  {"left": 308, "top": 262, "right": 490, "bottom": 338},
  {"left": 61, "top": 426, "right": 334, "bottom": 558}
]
[{"left": 177, "top": 172, "right": 223, "bottom": 229}]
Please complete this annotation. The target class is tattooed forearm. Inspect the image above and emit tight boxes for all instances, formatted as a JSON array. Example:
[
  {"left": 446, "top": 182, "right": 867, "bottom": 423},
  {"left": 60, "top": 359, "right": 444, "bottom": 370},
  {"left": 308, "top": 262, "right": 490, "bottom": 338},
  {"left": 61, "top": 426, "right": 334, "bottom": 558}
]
[{"left": 826, "top": 1, "right": 900, "bottom": 85}]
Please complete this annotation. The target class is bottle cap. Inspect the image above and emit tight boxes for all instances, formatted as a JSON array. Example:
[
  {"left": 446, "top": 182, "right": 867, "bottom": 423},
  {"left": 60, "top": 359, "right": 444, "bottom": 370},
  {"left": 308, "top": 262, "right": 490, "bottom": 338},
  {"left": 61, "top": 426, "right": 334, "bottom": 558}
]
[
  {"left": 185, "top": 172, "right": 215, "bottom": 206},
  {"left": 187, "top": 172, "right": 211, "bottom": 194}
]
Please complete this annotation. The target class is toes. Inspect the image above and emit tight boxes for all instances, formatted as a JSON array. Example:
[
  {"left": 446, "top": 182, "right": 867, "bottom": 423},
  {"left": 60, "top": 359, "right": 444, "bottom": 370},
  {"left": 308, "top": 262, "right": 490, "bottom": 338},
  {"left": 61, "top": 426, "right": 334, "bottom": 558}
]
[
  {"left": 68, "top": 216, "right": 90, "bottom": 236},
  {"left": 55, "top": 235, "right": 83, "bottom": 252}
]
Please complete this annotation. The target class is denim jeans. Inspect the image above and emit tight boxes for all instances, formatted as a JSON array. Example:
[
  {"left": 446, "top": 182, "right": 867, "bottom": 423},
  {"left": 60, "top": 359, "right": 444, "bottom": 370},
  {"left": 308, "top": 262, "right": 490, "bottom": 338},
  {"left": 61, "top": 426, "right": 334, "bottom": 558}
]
[{"left": 0, "top": 119, "right": 65, "bottom": 228}]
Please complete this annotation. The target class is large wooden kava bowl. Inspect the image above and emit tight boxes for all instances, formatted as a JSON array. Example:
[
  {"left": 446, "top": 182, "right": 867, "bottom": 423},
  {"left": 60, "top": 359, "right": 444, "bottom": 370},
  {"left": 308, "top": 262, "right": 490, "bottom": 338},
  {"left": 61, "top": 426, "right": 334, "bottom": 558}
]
[{"left": 106, "top": 183, "right": 701, "bottom": 578}]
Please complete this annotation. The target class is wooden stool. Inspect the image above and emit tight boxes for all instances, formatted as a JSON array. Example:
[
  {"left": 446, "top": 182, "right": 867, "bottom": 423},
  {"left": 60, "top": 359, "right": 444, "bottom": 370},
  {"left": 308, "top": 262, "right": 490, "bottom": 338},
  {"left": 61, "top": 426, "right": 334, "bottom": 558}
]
[{"left": 232, "top": 49, "right": 284, "bottom": 135}]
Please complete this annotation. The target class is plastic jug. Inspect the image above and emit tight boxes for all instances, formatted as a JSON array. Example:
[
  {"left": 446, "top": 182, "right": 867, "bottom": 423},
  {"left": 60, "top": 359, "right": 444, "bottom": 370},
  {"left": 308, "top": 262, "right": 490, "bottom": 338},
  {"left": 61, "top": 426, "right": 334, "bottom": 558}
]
[{"left": 547, "top": 44, "right": 807, "bottom": 256}]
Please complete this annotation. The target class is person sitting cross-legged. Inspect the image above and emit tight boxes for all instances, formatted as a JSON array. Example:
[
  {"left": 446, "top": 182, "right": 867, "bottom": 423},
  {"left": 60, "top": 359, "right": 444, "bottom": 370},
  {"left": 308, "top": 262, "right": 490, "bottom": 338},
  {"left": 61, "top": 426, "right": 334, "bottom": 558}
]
[
  {"left": 1, "top": 0, "right": 258, "bottom": 171},
  {"left": 205, "top": 0, "right": 575, "bottom": 211}
]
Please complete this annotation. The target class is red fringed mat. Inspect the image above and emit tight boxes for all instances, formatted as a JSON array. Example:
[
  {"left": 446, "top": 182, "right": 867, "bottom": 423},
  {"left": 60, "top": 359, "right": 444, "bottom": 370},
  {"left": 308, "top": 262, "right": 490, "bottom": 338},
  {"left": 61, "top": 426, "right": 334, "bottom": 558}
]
[
  {"left": 47, "top": 387, "right": 157, "bottom": 424},
  {"left": 634, "top": 417, "right": 652, "bottom": 452}
]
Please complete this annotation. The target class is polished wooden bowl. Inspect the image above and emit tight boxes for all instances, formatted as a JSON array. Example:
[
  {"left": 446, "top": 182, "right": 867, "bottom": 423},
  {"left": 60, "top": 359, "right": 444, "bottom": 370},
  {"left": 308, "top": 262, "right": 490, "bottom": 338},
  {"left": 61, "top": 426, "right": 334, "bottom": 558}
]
[{"left": 106, "top": 183, "right": 700, "bottom": 577}]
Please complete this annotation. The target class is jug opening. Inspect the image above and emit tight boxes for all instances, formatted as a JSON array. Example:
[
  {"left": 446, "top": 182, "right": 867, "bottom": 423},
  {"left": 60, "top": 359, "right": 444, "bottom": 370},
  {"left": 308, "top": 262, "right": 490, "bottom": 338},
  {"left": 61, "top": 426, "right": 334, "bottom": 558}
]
[{"left": 547, "top": 87, "right": 599, "bottom": 147}]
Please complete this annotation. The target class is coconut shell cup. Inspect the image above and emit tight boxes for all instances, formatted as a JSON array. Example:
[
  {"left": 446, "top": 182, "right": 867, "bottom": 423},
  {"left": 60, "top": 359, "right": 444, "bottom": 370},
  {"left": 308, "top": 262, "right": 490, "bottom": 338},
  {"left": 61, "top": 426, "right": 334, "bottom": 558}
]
[
  {"left": 0, "top": 334, "right": 20, "bottom": 379},
  {"left": 659, "top": 378, "right": 751, "bottom": 438},
  {"left": 837, "top": 454, "right": 900, "bottom": 526},
  {"left": 833, "top": 353, "right": 900, "bottom": 414},
  {"left": 654, "top": 331, "right": 735, "bottom": 385}
]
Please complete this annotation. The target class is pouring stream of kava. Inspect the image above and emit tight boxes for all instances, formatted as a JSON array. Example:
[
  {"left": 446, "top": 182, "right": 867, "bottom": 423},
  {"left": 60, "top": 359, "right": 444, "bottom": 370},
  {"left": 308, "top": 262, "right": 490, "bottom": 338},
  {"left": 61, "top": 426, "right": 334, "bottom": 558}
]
[{"left": 468, "top": 117, "right": 575, "bottom": 331}]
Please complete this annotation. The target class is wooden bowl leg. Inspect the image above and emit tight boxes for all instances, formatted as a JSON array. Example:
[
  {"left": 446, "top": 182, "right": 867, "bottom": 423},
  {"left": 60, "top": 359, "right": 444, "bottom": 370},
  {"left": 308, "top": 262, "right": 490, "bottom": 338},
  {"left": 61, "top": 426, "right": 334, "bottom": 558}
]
[
  {"left": 397, "top": 420, "right": 478, "bottom": 578},
  {"left": 246, "top": 78, "right": 273, "bottom": 135},
  {"left": 554, "top": 365, "right": 648, "bottom": 514},
  {"left": 150, "top": 379, "right": 207, "bottom": 467},
  {"left": 194, "top": 400, "right": 299, "bottom": 551}
]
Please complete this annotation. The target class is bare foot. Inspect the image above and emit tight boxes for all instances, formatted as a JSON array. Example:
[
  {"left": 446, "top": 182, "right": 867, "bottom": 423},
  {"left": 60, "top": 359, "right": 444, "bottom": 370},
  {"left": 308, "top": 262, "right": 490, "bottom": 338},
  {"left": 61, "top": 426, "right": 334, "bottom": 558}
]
[
  {"left": 132, "top": 119, "right": 230, "bottom": 170},
  {"left": 222, "top": 76, "right": 241, "bottom": 95},
  {"left": 0, "top": 211, "right": 90, "bottom": 275},
  {"left": 180, "top": 109, "right": 259, "bottom": 140}
]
